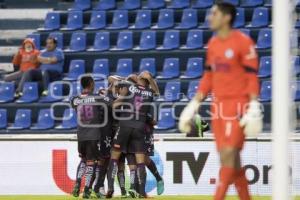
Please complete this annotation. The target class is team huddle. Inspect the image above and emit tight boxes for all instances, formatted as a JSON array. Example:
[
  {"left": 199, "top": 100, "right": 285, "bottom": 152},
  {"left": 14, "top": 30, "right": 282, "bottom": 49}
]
[{"left": 70, "top": 71, "right": 164, "bottom": 199}]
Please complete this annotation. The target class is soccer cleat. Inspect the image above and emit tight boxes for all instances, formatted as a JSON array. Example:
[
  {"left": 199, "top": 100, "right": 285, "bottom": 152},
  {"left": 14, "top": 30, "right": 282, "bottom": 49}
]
[
  {"left": 128, "top": 189, "right": 139, "bottom": 198},
  {"left": 121, "top": 188, "right": 127, "bottom": 198},
  {"left": 71, "top": 182, "right": 81, "bottom": 197},
  {"left": 82, "top": 187, "right": 91, "bottom": 199},
  {"left": 157, "top": 179, "right": 164, "bottom": 195},
  {"left": 106, "top": 190, "right": 114, "bottom": 199}
]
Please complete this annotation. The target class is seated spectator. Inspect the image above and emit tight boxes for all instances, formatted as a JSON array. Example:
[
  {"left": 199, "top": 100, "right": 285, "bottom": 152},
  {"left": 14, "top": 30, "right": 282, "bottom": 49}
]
[
  {"left": 38, "top": 37, "right": 64, "bottom": 96},
  {"left": 4, "top": 38, "right": 40, "bottom": 98}
]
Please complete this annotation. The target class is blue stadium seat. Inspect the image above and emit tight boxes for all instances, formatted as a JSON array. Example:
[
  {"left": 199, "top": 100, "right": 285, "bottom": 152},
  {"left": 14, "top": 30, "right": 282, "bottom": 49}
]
[
  {"left": 39, "top": 82, "right": 64, "bottom": 103},
  {"left": 130, "top": 10, "right": 151, "bottom": 29},
  {"left": 157, "top": 30, "right": 179, "bottom": 50},
  {"left": 16, "top": 82, "right": 39, "bottom": 103},
  {"left": 94, "top": 81, "right": 108, "bottom": 92},
  {"left": 64, "top": 60, "right": 85, "bottom": 81},
  {"left": 153, "top": 9, "right": 174, "bottom": 29},
  {"left": 8, "top": 109, "right": 31, "bottom": 130},
  {"left": 247, "top": 7, "right": 269, "bottom": 28},
  {"left": 139, "top": 58, "right": 156, "bottom": 76},
  {"left": 223, "top": 0, "right": 239, "bottom": 6},
  {"left": 159, "top": 81, "right": 181, "bottom": 101},
  {"left": 107, "top": 10, "right": 128, "bottom": 29},
  {"left": 234, "top": 8, "right": 245, "bottom": 28},
  {"left": 293, "top": 81, "right": 300, "bottom": 101},
  {"left": 112, "top": 31, "right": 133, "bottom": 51},
  {"left": 181, "top": 29, "right": 203, "bottom": 49},
  {"left": 168, "top": 0, "right": 190, "bottom": 9},
  {"left": 71, "top": 0, "right": 91, "bottom": 11},
  {"left": 192, "top": 0, "right": 213, "bottom": 8},
  {"left": 92, "top": 59, "right": 109, "bottom": 80},
  {"left": 199, "top": 10, "right": 210, "bottom": 29},
  {"left": 55, "top": 109, "right": 77, "bottom": 129},
  {"left": 31, "top": 109, "right": 54, "bottom": 130},
  {"left": 239, "top": 28, "right": 251, "bottom": 36},
  {"left": 40, "top": 12, "right": 60, "bottom": 31},
  {"left": 186, "top": 80, "right": 199, "bottom": 100},
  {"left": 293, "top": 56, "right": 300, "bottom": 76},
  {"left": 84, "top": 10, "right": 106, "bottom": 30},
  {"left": 65, "top": 32, "right": 86, "bottom": 52},
  {"left": 0, "top": 109, "right": 7, "bottom": 129},
  {"left": 0, "top": 82, "right": 15, "bottom": 103},
  {"left": 49, "top": 32, "right": 63, "bottom": 49},
  {"left": 143, "top": 0, "right": 165, "bottom": 9},
  {"left": 116, "top": 59, "right": 133, "bottom": 77},
  {"left": 155, "top": 108, "right": 175, "bottom": 130},
  {"left": 27, "top": 33, "right": 41, "bottom": 50},
  {"left": 94, "top": 0, "right": 116, "bottom": 10},
  {"left": 241, "top": 0, "right": 263, "bottom": 7},
  {"left": 68, "top": 82, "right": 82, "bottom": 98},
  {"left": 176, "top": 9, "right": 198, "bottom": 29},
  {"left": 260, "top": 81, "right": 271, "bottom": 102},
  {"left": 134, "top": 30, "right": 156, "bottom": 50},
  {"left": 157, "top": 58, "right": 179, "bottom": 79},
  {"left": 258, "top": 56, "right": 272, "bottom": 78},
  {"left": 120, "top": 0, "right": 141, "bottom": 10},
  {"left": 256, "top": 28, "right": 271, "bottom": 49},
  {"left": 61, "top": 10, "right": 83, "bottom": 30},
  {"left": 181, "top": 57, "right": 203, "bottom": 79},
  {"left": 88, "top": 32, "right": 110, "bottom": 51}
]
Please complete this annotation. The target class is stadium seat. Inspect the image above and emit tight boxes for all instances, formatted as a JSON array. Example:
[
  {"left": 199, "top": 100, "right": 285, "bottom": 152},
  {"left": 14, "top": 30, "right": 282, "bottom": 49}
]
[
  {"left": 256, "top": 28, "right": 272, "bottom": 49},
  {"left": 116, "top": 58, "right": 133, "bottom": 77},
  {"left": 168, "top": 0, "right": 190, "bottom": 9},
  {"left": 181, "top": 29, "right": 203, "bottom": 49},
  {"left": 107, "top": 10, "right": 128, "bottom": 29},
  {"left": 0, "top": 109, "right": 7, "bottom": 129},
  {"left": 199, "top": 10, "right": 210, "bottom": 29},
  {"left": 176, "top": 9, "right": 198, "bottom": 29},
  {"left": 293, "top": 56, "right": 300, "bottom": 76},
  {"left": 16, "top": 82, "right": 39, "bottom": 103},
  {"left": 157, "top": 30, "right": 179, "bottom": 50},
  {"left": 55, "top": 109, "right": 77, "bottom": 129},
  {"left": 186, "top": 80, "right": 199, "bottom": 100},
  {"left": 155, "top": 108, "right": 175, "bottom": 130},
  {"left": 241, "top": 0, "right": 263, "bottom": 7},
  {"left": 39, "top": 12, "right": 60, "bottom": 31},
  {"left": 71, "top": 0, "right": 91, "bottom": 11},
  {"left": 239, "top": 28, "right": 251, "bottom": 36},
  {"left": 134, "top": 30, "right": 156, "bottom": 50},
  {"left": 293, "top": 81, "right": 300, "bottom": 101},
  {"left": 153, "top": 9, "right": 174, "bottom": 29},
  {"left": 65, "top": 32, "right": 86, "bottom": 52},
  {"left": 31, "top": 109, "right": 54, "bottom": 130},
  {"left": 157, "top": 58, "right": 179, "bottom": 79},
  {"left": 48, "top": 32, "right": 63, "bottom": 49},
  {"left": 258, "top": 56, "right": 272, "bottom": 78},
  {"left": 129, "top": 9, "right": 151, "bottom": 29},
  {"left": 39, "top": 82, "right": 64, "bottom": 103},
  {"left": 88, "top": 32, "right": 110, "bottom": 51},
  {"left": 159, "top": 81, "right": 181, "bottom": 101},
  {"left": 139, "top": 58, "right": 156, "bottom": 76},
  {"left": 92, "top": 59, "right": 109, "bottom": 80},
  {"left": 234, "top": 8, "right": 245, "bottom": 28},
  {"left": 8, "top": 109, "right": 31, "bottom": 130},
  {"left": 112, "top": 31, "right": 133, "bottom": 51},
  {"left": 260, "top": 81, "right": 271, "bottom": 102},
  {"left": 68, "top": 82, "right": 82, "bottom": 98},
  {"left": 94, "top": 81, "right": 108, "bottom": 92},
  {"left": 61, "top": 10, "right": 83, "bottom": 30},
  {"left": 192, "top": 0, "right": 213, "bottom": 8},
  {"left": 247, "top": 7, "right": 269, "bottom": 28},
  {"left": 0, "top": 82, "right": 15, "bottom": 103},
  {"left": 120, "top": 0, "right": 141, "bottom": 10},
  {"left": 84, "top": 10, "right": 106, "bottom": 30},
  {"left": 223, "top": 0, "right": 239, "bottom": 6},
  {"left": 94, "top": 0, "right": 116, "bottom": 10},
  {"left": 181, "top": 58, "right": 203, "bottom": 79},
  {"left": 27, "top": 33, "right": 41, "bottom": 50},
  {"left": 143, "top": 0, "right": 165, "bottom": 9},
  {"left": 64, "top": 60, "right": 85, "bottom": 81}
]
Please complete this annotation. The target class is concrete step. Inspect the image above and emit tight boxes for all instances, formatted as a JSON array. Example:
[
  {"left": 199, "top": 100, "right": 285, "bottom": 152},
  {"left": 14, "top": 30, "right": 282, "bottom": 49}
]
[
  {"left": 4, "top": 0, "right": 58, "bottom": 9},
  {"left": 0, "top": 9, "right": 50, "bottom": 20}
]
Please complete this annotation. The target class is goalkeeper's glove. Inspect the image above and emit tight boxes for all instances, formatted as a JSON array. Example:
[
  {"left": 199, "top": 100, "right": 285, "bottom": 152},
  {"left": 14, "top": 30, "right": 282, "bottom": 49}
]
[
  {"left": 239, "top": 100, "right": 263, "bottom": 137},
  {"left": 179, "top": 99, "right": 201, "bottom": 133}
]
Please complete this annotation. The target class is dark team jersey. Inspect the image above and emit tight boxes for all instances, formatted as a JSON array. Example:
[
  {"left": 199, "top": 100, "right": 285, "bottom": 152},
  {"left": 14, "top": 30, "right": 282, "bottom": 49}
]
[{"left": 71, "top": 93, "right": 113, "bottom": 141}]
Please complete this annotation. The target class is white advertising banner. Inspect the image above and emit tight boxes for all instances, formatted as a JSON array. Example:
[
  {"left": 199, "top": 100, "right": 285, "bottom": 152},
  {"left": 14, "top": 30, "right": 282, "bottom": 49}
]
[{"left": 0, "top": 140, "right": 299, "bottom": 195}]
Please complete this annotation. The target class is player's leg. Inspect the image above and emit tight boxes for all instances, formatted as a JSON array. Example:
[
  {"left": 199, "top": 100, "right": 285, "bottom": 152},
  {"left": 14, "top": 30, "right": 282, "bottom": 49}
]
[
  {"left": 126, "top": 153, "right": 139, "bottom": 198},
  {"left": 72, "top": 141, "right": 86, "bottom": 197},
  {"left": 117, "top": 154, "right": 127, "bottom": 197},
  {"left": 145, "top": 155, "right": 164, "bottom": 195},
  {"left": 93, "top": 158, "right": 107, "bottom": 198}
]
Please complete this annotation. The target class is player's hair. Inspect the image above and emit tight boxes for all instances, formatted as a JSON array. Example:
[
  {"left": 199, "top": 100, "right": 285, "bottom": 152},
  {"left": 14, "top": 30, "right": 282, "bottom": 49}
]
[
  {"left": 215, "top": 2, "right": 236, "bottom": 27},
  {"left": 46, "top": 37, "right": 57, "bottom": 45},
  {"left": 81, "top": 75, "right": 94, "bottom": 89}
]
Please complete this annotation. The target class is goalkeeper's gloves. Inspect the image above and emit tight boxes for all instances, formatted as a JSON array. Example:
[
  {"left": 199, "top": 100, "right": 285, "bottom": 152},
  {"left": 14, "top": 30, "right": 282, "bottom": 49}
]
[
  {"left": 239, "top": 100, "right": 263, "bottom": 137},
  {"left": 179, "top": 99, "right": 201, "bottom": 133}
]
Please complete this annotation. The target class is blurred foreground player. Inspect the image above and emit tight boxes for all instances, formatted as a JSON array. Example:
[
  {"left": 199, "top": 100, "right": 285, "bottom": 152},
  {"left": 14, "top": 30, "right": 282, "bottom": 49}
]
[{"left": 179, "top": 3, "right": 263, "bottom": 200}]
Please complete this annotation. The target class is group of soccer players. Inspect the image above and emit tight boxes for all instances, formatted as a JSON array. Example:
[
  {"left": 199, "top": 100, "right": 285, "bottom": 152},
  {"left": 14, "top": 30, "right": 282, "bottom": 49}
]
[{"left": 70, "top": 71, "right": 164, "bottom": 199}]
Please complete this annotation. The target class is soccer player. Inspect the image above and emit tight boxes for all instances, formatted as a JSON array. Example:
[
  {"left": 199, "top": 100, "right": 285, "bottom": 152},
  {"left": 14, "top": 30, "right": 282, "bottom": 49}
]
[{"left": 179, "top": 2, "right": 263, "bottom": 200}]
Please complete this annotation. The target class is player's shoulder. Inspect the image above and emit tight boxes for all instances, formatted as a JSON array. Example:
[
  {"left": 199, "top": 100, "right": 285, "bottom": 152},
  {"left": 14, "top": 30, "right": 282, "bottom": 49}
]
[
  {"left": 207, "top": 35, "right": 218, "bottom": 47},
  {"left": 233, "top": 30, "right": 254, "bottom": 44}
]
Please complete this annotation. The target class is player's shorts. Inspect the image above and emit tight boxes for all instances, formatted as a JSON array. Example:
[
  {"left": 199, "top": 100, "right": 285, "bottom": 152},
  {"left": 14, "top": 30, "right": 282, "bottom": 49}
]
[
  {"left": 211, "top": 97, "right": 249, "bottom": 151},
  {"left": 78, "top": 140, "right": 100, "bottom": 160},
  {"left": 113, "top": 126, "right": 146, "bottom": 154},
  {"left": 145, "top": 124, "right": 154, "bottom": 156}
]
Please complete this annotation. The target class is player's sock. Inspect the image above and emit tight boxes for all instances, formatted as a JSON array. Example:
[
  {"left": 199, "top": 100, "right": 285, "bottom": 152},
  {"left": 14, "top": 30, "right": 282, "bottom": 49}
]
[
  {"left": 107, "top": 159, "right": 118, "bottom": 192},
  {"left": 136, "top": 163, "right": 147, "bottom": 196},
  {"left": 84, "top": 162, "right": 95, "bottom": 190},
  {"left": 146, "top": 158, "right": 162, "bottom": 181},
  {"left": 129, "top": 169, "right": 136, "bottom": 190},
  {"left": 214, "top": 167, "right": 236, "bottom": 200},
  {"left": 117, "top": 170, "right": 126, "bottom": 195},
  {"left": 234, "top": 168, "right": 251, "bottom": 200},
  {"left": 75, "top": 160, "right": 86, "bottom": 184},
  {"left": 93, "top": 164, "right": 102, "bottom": 192}
]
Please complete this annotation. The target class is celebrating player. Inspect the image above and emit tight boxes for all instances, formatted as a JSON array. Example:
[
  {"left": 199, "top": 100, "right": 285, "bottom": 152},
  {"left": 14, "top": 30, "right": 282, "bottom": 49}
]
[{"left": 179, "top": 2, "right": 263, "bottom": 200}]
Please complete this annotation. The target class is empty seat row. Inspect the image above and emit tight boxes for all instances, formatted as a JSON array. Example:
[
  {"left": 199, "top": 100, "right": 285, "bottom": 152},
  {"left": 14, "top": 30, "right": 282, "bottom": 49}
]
[{"left": 40, "top": 7, "right": 270, "bottom": 31}]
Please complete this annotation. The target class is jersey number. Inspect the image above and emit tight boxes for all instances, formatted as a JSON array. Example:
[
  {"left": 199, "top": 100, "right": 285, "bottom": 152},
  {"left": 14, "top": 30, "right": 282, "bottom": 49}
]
[{"left": 79, "top": 105, "right": 94, "bottom": 122}]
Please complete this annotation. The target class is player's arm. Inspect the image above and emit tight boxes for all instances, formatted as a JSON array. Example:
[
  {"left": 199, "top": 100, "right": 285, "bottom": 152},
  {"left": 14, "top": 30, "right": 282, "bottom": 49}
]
[{"left": 140, "top": 71, "right": 160, "bottom": 95}]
